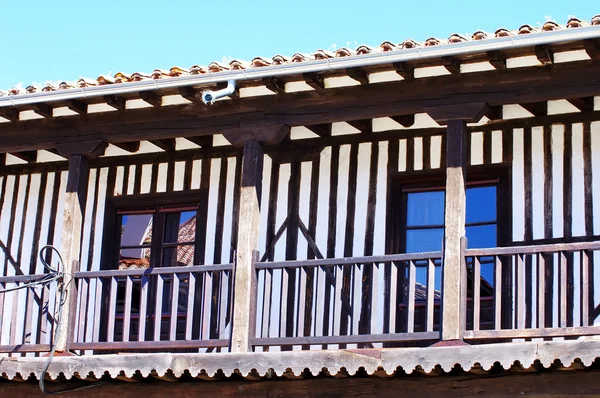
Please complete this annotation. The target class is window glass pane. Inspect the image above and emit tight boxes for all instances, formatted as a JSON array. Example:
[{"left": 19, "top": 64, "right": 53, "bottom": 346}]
[
  {"left": 466, "top": 186, "right": 496, "bottom": 224},
  {"left": 466, "top": 224, "right": 496, "bottom": 249},
  {"left": 164, "top": 211, "right": 197, "bottom": 244},
  {"left": 406, "top": 228, "right": 444, "bottom": 253},
  {"left": 119, "top": 249, "right": 151, "bottom": 270},
  {"left": 119, "top": 214, "right": 153, "bottom": 265},
  {"left": 406, "top": 191, "right": 445, "bottom": 227},
  {"left": 163, "top": 244, "right": 195, "bottom": 267}
]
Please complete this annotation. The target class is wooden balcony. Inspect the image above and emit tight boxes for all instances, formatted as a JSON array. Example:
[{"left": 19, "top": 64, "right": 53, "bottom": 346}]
[{"left": 1, "top": 240, "right": 599, "bottom": 356}]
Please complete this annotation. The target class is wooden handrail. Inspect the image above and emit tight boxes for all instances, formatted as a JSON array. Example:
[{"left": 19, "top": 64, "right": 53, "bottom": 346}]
[{"left": 464, "top": 240, "right": 600, "bottom": 257}]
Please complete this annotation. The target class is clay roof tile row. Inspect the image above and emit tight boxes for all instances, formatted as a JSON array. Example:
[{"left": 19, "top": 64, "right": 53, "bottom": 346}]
[{"left": 2, "top": 15, "right": 599, "bottom": 97}]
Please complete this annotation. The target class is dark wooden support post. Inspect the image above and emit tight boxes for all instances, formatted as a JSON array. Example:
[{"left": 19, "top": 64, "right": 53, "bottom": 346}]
[
  {"left": 231, "top": 140, "right": 264, "bottom": 352},
  {"left": 425, "top": 103, "right": 488, "bottom": 343},
  {"left": 54, "top": 141, "right": 106, "bottom": 352}
]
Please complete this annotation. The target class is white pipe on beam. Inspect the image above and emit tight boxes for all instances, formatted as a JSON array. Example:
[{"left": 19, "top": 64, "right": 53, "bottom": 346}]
[{"left": 1, "top": 26, "right": 599, "bottom": 109}]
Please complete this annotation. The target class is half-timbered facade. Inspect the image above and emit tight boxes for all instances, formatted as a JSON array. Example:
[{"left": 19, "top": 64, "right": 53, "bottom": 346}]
[{"left": 1, "top": 15, "right": 600, "bottom": 393}]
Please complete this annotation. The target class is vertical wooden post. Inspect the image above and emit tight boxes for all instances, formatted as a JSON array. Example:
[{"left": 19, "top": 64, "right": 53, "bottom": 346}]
[
  {"left": 441, "top": 120, "right": 467, "bottom": 342},
  {"left": 56, "top": 154, "right": 90, "bottom": 352},
  {"left": 231, "top": 140, "right": 264, "bottom": 352}
]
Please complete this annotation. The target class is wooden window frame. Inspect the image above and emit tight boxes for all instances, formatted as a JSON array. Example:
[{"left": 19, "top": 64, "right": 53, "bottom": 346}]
[
  {"left": 100, "top": 189, "right": 208, "bottom": 271},
  {"left": 385, "top": 164, "right": 512, "bottom": 255}
]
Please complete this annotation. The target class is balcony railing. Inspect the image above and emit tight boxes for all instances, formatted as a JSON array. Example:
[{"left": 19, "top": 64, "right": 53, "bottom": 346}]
[
  {"left": 1, "top": 241, "right": 600, "bottom": 356},
  {"left": 72, "top": 263, "right": 233, "bottom": 353}
]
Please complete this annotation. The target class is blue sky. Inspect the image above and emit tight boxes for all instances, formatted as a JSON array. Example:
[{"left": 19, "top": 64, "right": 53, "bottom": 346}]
[{"left": 0, "top": 1, "right": 597, "bottom": 89}]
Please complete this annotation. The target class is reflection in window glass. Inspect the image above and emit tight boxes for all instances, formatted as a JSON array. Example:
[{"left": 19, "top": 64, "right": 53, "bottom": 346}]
[
  {"left": 406, "top": 191, "right": 445, "bottom": 227},
  {"left": 163, "top": 211, "right": 197, "bottom": 244},
  {"left": 406, "top": 229, "right": 444, "bottom": 253},
  {"left": 119, "top": 214, "right": 153, "bottom": 270},
  {"left": 466, "top": 187, "right": 496, "bottom": 224}
]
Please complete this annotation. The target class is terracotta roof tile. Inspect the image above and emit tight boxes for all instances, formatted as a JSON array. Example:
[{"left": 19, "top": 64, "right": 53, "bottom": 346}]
[{"left": 3, "top": 15, "right": 599, "bottom": 97}]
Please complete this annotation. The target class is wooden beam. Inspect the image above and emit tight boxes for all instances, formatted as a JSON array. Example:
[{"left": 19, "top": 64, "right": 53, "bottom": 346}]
[
  {"left": 346, "top": 67, "right": 369, "bottom": 85},
  {"left": 2, "top": 60, "right": 600, "bottom": 152},
  {"left": 66, "top": 99, "right": 88, "bottom": 115},
  {"left": 534, "top": 45, "right": 553, "bottom": 65},
  {"left": 584, "top": 40, "right": 600, "bottom": 60},
  {"left": 112, "top": 141, "right": 141, "bottom": 153},
  {"left": 32, "top": 103, "right": 53, "bottom": 118},
  {"left": 487, "top": 51, "right": 506, "bottom": 70},
  {"left": 390, "top": 114, "right": 415, "bottom": 128},
  {"left": 57, "top": 154, "right": 90, "bottom": 352},
  {"left": 186, "top": 136, "right": 213, "bottom": 147},
  {"left": 0, "top": 108, "right": 19, "bottom": 122},
  {"left": 104, "top": 95, "right": 126, "bottom": 111},
  {"left": 425, "top": 103, "right": 489, "bottom": 124},
  {"left": 441, "top": 120, "right": 468, "bottom": 342},
  {"left": 139, "top": 91, "right": 163, "bottom": 107},
  {"left": 178, "top": 86, "right": 201, "bottom": 103},
  {"left": 263, "top": 77, "right": 286, "bottom": 94},
  {"left": 485, "top": 106, "right": 503, "bottom": 121},
  {"left": 10, "top": 151, "right": 37, "bottom": 163},
  {"left": 149, "top": 139, "right": 176, "bottom": 152},
  {"left": 520, "top": 102, "right": 548, "bottom": 117},
  {"left": 305, "top": 124, "right": 332, "bottom": 137},
  {"left": 231, "top": 140, "right": 264, "bottom": 352},
  {"left": 393, "top": 62, "right": 414, "bottom": 79},
  {"left": 346, "top": 119, "right": 372, "bottom": 132},
  {"left": 567, "top": 97, "right": 595, "bottom": 112},
  {"left": 222, "top": 124, "right": 290, "bottom": 147},
  {"left": 442, "top": 57, "right": 461, "bottom": 74},
  {"left": 303, "top": 72, "right": 325, "bottom": 90}
]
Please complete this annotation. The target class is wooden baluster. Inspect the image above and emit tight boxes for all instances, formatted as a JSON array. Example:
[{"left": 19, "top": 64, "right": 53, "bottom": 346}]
[
  {"left": 297, "top": 267, "right": 307, "bottom": 338},
  {"left": 138, "top": 275, "right": 149, "bottom": 341},
  {"left": 123, "top": 276, "right": 132, "bottom": 342},
  {"left": 407, "top": 260, "right": 416, "bottom": 333},
  {"left": 92, "top": 278, "right": 102, "bottom": 343},
  {"left": 279, "top": 267, "right": 289, "bottom": 340},
  {"left": 261, "top": 269, "right": 273, "bottom": 340},
  {"left": 169, "top": 274, "right": 180, "bottom": 341},
  {"left": 516, "top": 254, "right": 525, "bottom": 329},
  {"left": 76, "top": 278, "right": 89, "bottom": 344},
  {"left": 537, "top": 253, "right": 545, "bottom": 329},
  {"left": 560, "top": 251, "right": 567, "bottom": 328},
  {"left": 0, "top": 282, "right": 5, "bottom": 343},
  {"left": 333, "top": 265, "right": 343, "bottom": 339},
  {"left": 426, "top": 259, "right": 435, "bottom": 332},
  {"left": 494, "top": 256, "right": 502, "bottom": 330},
  {"left": 389, "top": 262, "right": 398, "bottom": 333},
  {"left": 107, "top": 276, "right": 118, "bottom": 343},
  {"left": 473, "top": 256, "right": 481, "bottom": 332},
  {"left": 581, "top": 250, "right": 590, "bottom": 327},
  {"left": 154, "top": 275, "right": 164, "bottom": 341},
  {"left": 185, "top": 272, "right": 196, "bottom": 341},
  {"left": 218, "top": 270, "right": 229, "bottom": 340},
  {"left": 201, "top": 272, "right": 212, "bottom": 340}
]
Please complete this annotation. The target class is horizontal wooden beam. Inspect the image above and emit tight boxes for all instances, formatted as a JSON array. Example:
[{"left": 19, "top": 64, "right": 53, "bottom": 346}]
[
  {"left": 32, "top": 103, "right": 53, "bottom": 118},
  {"left": 520, "top": 101, "right": 548, "bottom": 117},
  {"left": 346, "top": 119, "right": 371, "bottom": 132},
  {"left": 150, "top": 139, "right": 176, "bottom": 151},
  {"left": 112, "top": 141, "right": 141, "bottom": 153},
  {"left": 305, "top": 124, "right": 332, "bottom": 137},
  {"left": 0, "top": 107, "right": 19, "bottom": 122},
  {"left": 567, "top": 97, "right": 595, "bottom": 113},
  {"left": 11, "top": 151, "right": 37, "bottom": 163},
  {"left": 105, "top": 95, "right": 126, "bottom": 111},
  {"left": 186, "top": 136, "right": 213, "bottom": 147},
  {"left": 1, "top": 60, "right": 600, "bottom": 152},
  {"left": 487, "top": 51, "right": 506, "bottom": 70},
  {"left": 178, "top": 86, "right": 201, "bottom": 103},
  {"left": 139, "top": 91, "right": 163, "bottom": 107},
  {"left": 66, "top": 99, "right": 88, "bottom": 115},
  {"left": 303, "top": 72, "right": 325, "bottom": 90},
  {"left": 390, "top": 114, "right": 415, "bottom": 128},
  {"left": 263, "top": 77, "right": 286, "bottom": 94},
  {"left": 55, "top": 140, "right": 107, "bottom": 158},
  {"left": 346, "top": 67, "right": 369, "bottom": 85},
  {"left": 393, "top": 62, "right": 414, "bottom": 79}
]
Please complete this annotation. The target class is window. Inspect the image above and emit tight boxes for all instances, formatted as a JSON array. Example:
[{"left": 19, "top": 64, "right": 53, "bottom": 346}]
[{"left": 118, "top": 207, "right": 199, "bottom": 269}]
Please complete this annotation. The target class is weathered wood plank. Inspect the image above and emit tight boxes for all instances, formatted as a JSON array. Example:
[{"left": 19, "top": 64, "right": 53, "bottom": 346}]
[{"left": 231, "top": 141, "right": 264, "bottom": 352}]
